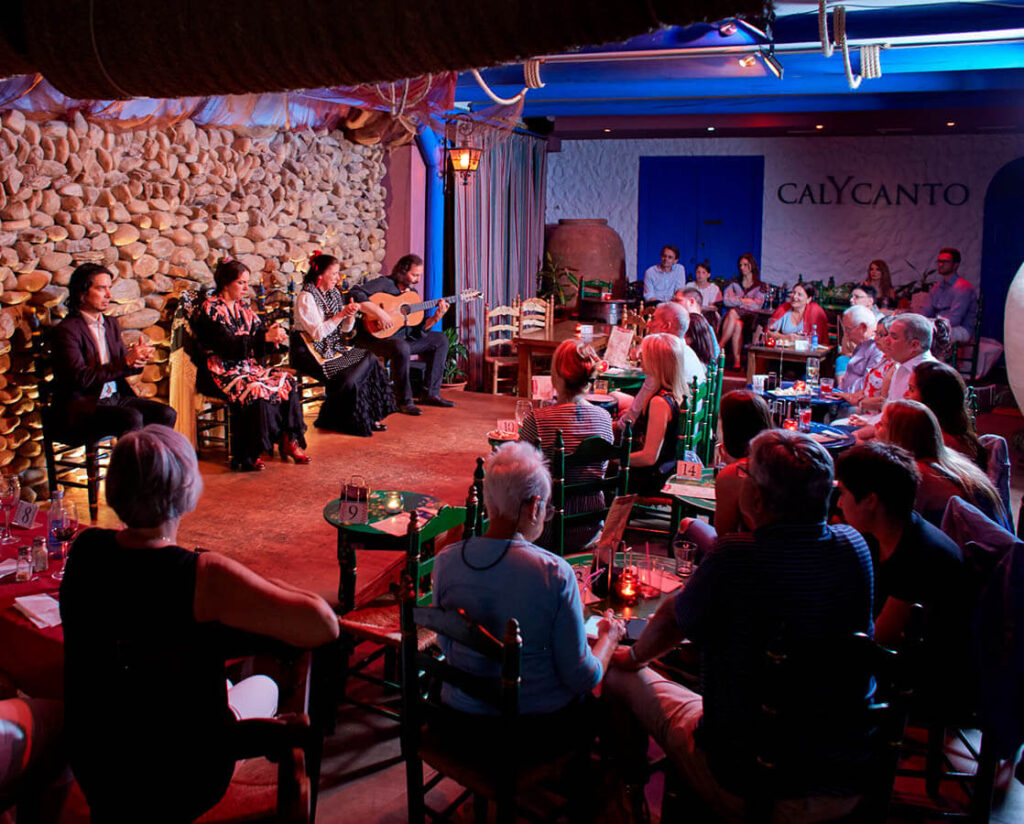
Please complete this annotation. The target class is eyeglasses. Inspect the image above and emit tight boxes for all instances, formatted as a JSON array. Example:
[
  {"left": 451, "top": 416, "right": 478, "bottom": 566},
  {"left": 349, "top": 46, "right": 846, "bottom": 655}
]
[{"left": 525, "top": 499, "right": 555, "bottom": 521}]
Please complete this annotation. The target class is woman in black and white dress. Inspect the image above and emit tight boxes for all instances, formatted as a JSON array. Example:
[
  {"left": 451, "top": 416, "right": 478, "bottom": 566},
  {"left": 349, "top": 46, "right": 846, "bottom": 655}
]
[{"left": 291, "top": 253, "right": 396, "bottom": 437}]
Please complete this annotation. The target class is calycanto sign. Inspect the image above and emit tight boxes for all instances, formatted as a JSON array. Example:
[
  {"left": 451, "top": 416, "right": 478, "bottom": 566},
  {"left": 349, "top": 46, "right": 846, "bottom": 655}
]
[{"left": 777, "top": 176, "right": 969, "bottom": 206}]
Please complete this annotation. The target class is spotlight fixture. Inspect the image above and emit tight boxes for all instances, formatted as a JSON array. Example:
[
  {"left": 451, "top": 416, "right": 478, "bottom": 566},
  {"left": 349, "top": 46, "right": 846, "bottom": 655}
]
[
  {"left": 707, "top": 126, "right": 715, "bottom": 132},
  {"left": 738, "top": 55, "right": 757, "bottom": 68},
  {"left": 603, "top": 128, "right": 612, "bottom": 133},
  {"left": 718, "top": 21, "right": 738, "bottom": 37},
  {"left": 761, "top": 51, "right": 784, "bottom": 80},
  {"left": 815, "top": 124, "right": 824, "bottom": 130},
  {"left": 946, "top": 121, "right": 956, "bottom": 127}
]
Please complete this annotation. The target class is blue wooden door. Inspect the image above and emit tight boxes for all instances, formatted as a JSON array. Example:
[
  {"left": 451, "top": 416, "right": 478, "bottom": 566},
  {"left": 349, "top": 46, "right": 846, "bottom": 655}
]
[
  {"left": 638, "top": 156, "right": 764, "bottom": 284},
  {"left": 981, "top": 157, "right": 1024, "bottom": 341}
]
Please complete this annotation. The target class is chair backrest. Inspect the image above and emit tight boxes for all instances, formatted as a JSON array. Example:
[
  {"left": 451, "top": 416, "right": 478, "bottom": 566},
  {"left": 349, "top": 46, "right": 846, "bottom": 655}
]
[
  {"left": 518, "top": 296, "right": 553, "bottom": 336},
  {"left": 745, "top": 628, "right": 913, "bottom": 822},
  {"left": 549, "top": 424, "right": 633, "bottom": 556},
  {"left": 979, "top": 434, "right": 1012, "bottom": 527},
  {"left": 484, "top": 304, "right": 520, "bottom": 359},
  {"left": 953, "top": 290, "right": 984, "bottom": 381}
]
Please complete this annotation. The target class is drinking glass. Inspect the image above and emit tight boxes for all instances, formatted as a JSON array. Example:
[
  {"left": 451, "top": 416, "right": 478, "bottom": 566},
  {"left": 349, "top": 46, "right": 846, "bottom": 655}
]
[
  {"left": 820, "top": 377, "right": 835, "bottom": 397},
  {"left": 0, "top": 474, "right": 19, "bottom": 546},
  {"left": 514, "top": 400, "right": 532, "bottom": 428},
  {"left": 806, "top": 357, "right": 821, "bottom": 386},
  {"left": 50, "top": 499, "right": 78, "bottom": 581},
  {"left": 673, "top": 540, "right": 698, "bottom": 581}
]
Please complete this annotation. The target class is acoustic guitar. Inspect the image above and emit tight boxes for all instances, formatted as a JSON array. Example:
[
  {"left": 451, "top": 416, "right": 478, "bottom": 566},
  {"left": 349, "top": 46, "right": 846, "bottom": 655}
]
[{"left": 362, "top": 289, "right": 483, "bottom": 339}]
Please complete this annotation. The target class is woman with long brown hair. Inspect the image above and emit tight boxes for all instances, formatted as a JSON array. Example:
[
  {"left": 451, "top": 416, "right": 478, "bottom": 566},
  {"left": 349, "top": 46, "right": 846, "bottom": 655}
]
[
  {"left": 907, "top": 360, "right": 985, "bottom": 469},
  {"left": 718, "top": 253, "right": 765, "bottom": 370},
  {"left": 877, "top": 400, "right": 1006, "bottom": 528},
  {"left": 862, "top": 260, "right": 895, "bottom": 308}
]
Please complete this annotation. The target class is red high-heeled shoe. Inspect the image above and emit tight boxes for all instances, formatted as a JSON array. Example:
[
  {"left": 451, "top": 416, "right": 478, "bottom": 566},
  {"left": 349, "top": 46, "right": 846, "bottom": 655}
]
[{"left": 280, "top": 435, "right": 311, "bottom": 464}]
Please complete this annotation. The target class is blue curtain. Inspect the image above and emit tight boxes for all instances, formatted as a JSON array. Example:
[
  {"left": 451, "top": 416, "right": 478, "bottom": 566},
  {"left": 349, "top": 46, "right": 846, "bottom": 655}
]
[{"left": 453, "top": 131, "right": 547, "bottom": 389}]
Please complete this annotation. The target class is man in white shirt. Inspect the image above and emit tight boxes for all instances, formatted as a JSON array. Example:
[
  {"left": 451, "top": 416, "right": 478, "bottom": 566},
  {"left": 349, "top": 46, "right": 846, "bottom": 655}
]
[
  {"left": 616, "top": 302, "right": 705, "bottom": 428},
  {"left": 643, "top": 246, "right": 687, "bottom": 303},
  {"left": 885, "top": 313, "right": 937, "bottom": 405}
]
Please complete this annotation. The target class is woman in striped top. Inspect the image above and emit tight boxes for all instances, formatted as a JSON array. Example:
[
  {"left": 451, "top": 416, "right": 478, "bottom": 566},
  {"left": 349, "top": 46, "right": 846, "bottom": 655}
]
[{"left": 519, "top": 339, "right": 614, "bottom": 551}]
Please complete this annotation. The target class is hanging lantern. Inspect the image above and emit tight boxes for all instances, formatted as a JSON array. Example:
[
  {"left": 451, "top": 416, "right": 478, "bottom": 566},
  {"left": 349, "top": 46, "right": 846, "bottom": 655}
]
[{"left": 448, "top": 145, "right": 482, "bottom": 184}]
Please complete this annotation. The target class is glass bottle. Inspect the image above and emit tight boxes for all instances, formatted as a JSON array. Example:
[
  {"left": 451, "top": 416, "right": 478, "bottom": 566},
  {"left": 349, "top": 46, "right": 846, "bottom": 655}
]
[
  {"left": 16, "top": 545, "right": 30, "bottom": 582},
  {"left": 31, "top": 536, "right": 48, "bottom": 574}
]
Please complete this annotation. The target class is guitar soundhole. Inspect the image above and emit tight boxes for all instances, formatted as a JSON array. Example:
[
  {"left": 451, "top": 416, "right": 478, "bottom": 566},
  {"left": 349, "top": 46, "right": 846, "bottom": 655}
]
[{"left": 400, "top": 305, "right": 411, "bottom": 316}]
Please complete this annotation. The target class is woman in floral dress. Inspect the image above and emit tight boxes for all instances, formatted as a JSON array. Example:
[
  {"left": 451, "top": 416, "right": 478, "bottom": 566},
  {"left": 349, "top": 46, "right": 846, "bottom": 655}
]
[{"left": 194, "top": 259, "right": 310, "bottom": 471}]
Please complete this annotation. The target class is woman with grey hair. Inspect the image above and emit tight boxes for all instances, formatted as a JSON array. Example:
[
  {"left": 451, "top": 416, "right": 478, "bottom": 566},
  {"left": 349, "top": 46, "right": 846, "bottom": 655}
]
[
  {"left": 432, "top": 442, "right": 624, "bottom": 745},
  {"left": 59, "top": 424, "right": 339, "bottom": 822}
]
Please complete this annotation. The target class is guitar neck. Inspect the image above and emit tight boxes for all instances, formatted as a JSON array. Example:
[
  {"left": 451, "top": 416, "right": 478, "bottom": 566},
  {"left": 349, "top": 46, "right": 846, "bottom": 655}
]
[{"left": 404, "top": 293, "right": 464, "bottom": 313}]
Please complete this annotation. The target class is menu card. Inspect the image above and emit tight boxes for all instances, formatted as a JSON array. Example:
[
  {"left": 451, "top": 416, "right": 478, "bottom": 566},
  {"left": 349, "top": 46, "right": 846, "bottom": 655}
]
[{"left": 603, "top": 326, "right": 634, "bottom": 368}]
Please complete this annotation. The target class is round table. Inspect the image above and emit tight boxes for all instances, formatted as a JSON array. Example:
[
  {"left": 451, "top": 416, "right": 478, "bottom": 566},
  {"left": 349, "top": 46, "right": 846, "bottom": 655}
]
[{"left": 584, "top": 393, "right": 620, "bottom": 417}]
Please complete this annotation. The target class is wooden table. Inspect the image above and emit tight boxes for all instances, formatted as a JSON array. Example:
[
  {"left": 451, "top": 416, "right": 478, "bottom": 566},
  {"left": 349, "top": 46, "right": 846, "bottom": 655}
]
[
  {"left": 746, "top": 343, "right": 834, "bottom": 384},
  {"left": 515, "top": 320, "right": 610, "bottom": 398}
]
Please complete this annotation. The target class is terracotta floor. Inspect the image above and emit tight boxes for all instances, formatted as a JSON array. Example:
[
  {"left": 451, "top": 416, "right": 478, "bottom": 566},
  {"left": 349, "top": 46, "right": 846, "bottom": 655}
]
[{"left": 62, "top": 388, "right": 1024, "bottom": 823}]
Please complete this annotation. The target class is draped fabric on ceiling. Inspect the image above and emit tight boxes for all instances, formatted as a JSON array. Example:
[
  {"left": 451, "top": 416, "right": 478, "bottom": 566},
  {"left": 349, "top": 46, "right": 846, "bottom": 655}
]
[
  {"left": 454, "top": 131, "right": 546, "bottom": 390},
  {"left": 0, "top": 74, "right": 455, "bottom": 134}
]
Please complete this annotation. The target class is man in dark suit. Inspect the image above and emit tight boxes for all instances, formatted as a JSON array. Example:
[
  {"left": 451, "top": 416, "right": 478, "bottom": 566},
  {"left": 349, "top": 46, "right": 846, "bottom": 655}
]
[
  {"left": 52, "top": 263, "right": 176, "bottom": 440},
  {"left": 348, "top": 254, "right": 452, "bottom": 416}
]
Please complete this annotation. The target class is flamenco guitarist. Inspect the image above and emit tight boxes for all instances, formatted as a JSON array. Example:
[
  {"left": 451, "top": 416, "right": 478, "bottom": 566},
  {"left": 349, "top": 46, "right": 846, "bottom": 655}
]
[{"left": 349, "top": 254, "right": 453, "bottom": 416}]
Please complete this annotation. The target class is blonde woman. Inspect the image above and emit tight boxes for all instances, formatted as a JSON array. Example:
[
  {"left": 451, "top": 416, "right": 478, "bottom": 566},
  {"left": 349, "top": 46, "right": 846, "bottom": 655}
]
[{"left": 630, "top": 333, "right": 689, "bottom": 495}]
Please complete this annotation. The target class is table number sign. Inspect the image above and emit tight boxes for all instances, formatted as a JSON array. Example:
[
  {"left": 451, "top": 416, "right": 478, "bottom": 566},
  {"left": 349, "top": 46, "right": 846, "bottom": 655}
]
[
  {"left": 497, "top": 419, "right": 517, "bottom": 435},
  {"left": 340, "top": 479, "right": 369, "bottom": 524},
  {"left": 11, "top": 500, "right": 38, "bottom": 530},
  {"left": 604, "top": 326, "right": 633, "bottom": 368},
  {"left": 676, "top": 452, "right": 704, "bottom": 480}
]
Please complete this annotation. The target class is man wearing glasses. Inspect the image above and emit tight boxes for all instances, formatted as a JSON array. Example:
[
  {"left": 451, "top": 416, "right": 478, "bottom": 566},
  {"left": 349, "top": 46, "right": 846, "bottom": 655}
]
[{"left": 922, "top": 247, "right": 977, "bottom": 344}]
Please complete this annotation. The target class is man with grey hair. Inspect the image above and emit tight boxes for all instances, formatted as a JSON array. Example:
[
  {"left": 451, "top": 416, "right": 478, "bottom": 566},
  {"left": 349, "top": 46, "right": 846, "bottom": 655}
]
[
  {"left": 836, "top": 304, "right": 884, "bottom": 393},
  {"left": 433, "top": 441, "right": 624, "bottom": 721},
  {"left": 616, "top": 301, "right": 705, "bottom": 427},
  {"left": 605, "top": 430, "right": 874, "bottom": 819},
  {"left": 885, "top": 312, "right": 936, "bottom": 405}
]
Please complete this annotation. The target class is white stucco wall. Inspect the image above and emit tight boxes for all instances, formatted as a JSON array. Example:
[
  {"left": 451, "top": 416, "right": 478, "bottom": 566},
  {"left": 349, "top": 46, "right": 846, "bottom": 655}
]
[{"left": 545, "top": 135, "right": 1024, "bottom": 287}]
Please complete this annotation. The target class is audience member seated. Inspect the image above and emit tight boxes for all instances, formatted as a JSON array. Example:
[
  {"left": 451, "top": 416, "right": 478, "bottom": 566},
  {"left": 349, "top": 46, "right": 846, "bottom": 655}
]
[
  {"left": 835, "top": 314, "right": 896, "bottom": 414},
  {"left": 615, "top": 302, "right": 704, "bottom": 430},
  {"left": 192, "top": 259, "right": 309, "bottom": 471},
  {"left": 922, "top": 247, "right": 978, "bottom": 344},
  {"left": 519, "top": 339, "right": 614, "bottom": 552},
  {"left": 710, "top": 390, "right": 774, "bottom": 537},
  {"left": 875, "top": 312, "right": 936, "bottom": 415},
  {"left": 835, "top": 443, "right": 969, "bottom": 712},
  {"left": 629, "top": 333, "right": 689, "bottom": 496},
  {"left": 877, "top": 400, "right": 1007, "bottom": 529},
  {"left": 719, "top": 253, "right": 766, "bottom": 371},
  {"left": 52, "top": 263, "right": 177, "bottom": 441},
  {"left": 907, "top": 360, "right": 986, "bottom": 470},
  {"left": 433, "top": 441, "right": 625, "bottom": 748},
  {"left": 849, "top": 284, "right": 883, "bottom": 320},
  {"left": 836, "top": 305, "right": 885, "bottom": 393},
  {"left": 0, "top": 697, "right": 68, "bottom": 822},
  {"left": 860, "top": 259, "right": 895, "bottom": 309},
  {"left": 606, "top": 430, "right": 874, "bottom": 821},
  {"left": 766, "top": 283, "right": 829, "bottom": 345},
  {"left": 685, "top": 311, "right": 719, "bottom": 367},
  {"left": 644, "top": 245, "right": 687, "bottom": 303},
  {"left": 291, "top": 252, "right": 396, "bottom": 437},
  {"left": 693, "top": 261, "right": 722, "bottom": 312},
  {"left": 59, "top": 425, "right": 339, "bottom": 822}
]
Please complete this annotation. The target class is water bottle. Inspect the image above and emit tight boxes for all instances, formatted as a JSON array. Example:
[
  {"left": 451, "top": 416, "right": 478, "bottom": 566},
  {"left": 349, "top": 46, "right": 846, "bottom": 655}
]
[
  {"left": 810, "top": 332, "right": 819, "bottom": 349},
  {"left": 31, "top": 536, "right": 48, "bottom": 574},
  {"left": 47, "top": 488, "right": 65, "bottom": 559}
]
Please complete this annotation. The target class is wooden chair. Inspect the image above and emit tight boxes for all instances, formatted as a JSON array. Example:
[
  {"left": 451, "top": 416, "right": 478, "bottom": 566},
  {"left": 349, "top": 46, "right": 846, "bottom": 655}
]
[
  {"left": 399, "top": 570, "right": 586, "bottom": 824},
  {"left": 33, "top": 323, "right": 113, "bottom": 521},
  {"left": 952, "top": 291, "right": 984, "bottom": 382},
  {"left": 330, "top": 502, "right": 466, "bottom": 722},
  {"left": 483, "top": 303, "right": 520, "bottom": 394},
  {"left": 518, "top": 295, "right": 554, "bottom": 337},
  {"left": 548, "top": 425, "right": 633, "bottom": 556},
  {"left": 740, "top": 624, "right": 916, "bottom": 824}
]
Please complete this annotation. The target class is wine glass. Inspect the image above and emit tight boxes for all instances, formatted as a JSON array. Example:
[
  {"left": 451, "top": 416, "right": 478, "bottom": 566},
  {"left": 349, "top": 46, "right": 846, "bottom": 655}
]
[
  {"left": 50, "top": 499, "right": 78, "bottom": 581},
  {"left": 0, "top": 474, "right": 20, "bottom": 546},
  {"left": 514, "top": 400, "right": 532, "bottom": 429}
]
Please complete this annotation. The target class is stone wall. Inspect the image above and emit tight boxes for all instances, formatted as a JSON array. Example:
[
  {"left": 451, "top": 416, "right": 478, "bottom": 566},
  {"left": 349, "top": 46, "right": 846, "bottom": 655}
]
[{"left": 0, "top": 111, "right": 388, "bottom": 500}]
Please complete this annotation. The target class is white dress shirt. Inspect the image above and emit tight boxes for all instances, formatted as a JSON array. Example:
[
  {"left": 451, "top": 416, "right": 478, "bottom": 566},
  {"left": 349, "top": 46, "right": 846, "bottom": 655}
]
[
  {"left": 887, "top": 350, "right": 937, "bottom": 406},
  {"left": 83, "top": 311, "right": 117, "bottom": 399}
]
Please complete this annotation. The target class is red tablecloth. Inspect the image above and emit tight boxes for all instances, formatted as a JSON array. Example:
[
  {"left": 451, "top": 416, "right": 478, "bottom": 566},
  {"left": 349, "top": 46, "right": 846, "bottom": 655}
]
[{"left": 0, "top": 517, "right": 65, "bottom": 697}]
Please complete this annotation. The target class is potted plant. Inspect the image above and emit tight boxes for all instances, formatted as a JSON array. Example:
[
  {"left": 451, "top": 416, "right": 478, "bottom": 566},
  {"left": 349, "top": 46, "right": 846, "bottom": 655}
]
[
  {"left": 441, "top": 327, "right": 469, "bottom": 390},
  {"left": 536, "top": 252, "right": 579, "bottom": 313}
]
